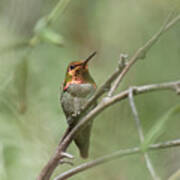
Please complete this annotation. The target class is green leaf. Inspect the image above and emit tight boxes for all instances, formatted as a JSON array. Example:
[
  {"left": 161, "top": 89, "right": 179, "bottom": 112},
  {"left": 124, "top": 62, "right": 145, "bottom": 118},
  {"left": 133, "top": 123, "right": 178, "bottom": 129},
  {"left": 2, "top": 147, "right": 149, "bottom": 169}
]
[
  {"left": 38, "top": 27, "right": 64, "bottom": 46},
  {"left": 141, "top": 105, "right": 180, "bottom": 152},
  {"left": 34, "top": 17, "right": 64, "bottom": 46}
]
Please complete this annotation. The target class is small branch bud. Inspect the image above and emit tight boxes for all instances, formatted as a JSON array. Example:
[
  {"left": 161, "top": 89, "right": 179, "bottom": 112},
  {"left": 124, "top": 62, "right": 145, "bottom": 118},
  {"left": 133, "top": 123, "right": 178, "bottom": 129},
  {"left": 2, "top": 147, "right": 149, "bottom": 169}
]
[{"left": 118, "top": 53, "right": 128, "bottom": 69}]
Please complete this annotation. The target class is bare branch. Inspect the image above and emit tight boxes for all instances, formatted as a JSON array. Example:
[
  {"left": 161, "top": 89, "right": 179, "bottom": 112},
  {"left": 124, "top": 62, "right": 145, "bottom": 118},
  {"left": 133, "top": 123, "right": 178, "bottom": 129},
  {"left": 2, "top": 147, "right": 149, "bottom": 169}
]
[
  {"left": 37, "top": 13, "right": 180, "bottom": 180},
  {"left": 108, "top": 14, "right": 180, "bottom": 97},
  {"left": 37, "top": 80, "right": 180, "bottom": 180},
  {"left": 54, "top": 139, "right": 180, "bottom": 180},
  {"left": 128, "top": 88, "right": 160, "bottom": 180}
]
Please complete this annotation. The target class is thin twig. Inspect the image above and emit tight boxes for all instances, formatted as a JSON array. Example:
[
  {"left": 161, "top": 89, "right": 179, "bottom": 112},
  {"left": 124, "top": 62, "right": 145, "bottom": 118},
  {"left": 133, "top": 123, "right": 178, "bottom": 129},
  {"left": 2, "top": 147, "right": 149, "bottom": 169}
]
[
  {"left": 54, "top": 139, "right": 180, "bottom": 180},
  {"left": 108, "top": 14, "right": 180, "bottom": 97},
  {"left": 81, "top": 54, "right": 127, "bottom": 113},
  {"left": 129, "top": 88, "right": 144, "bottom": 142},
  {"left": 128, "top": 88, "right": 160, "bottom": 180}
]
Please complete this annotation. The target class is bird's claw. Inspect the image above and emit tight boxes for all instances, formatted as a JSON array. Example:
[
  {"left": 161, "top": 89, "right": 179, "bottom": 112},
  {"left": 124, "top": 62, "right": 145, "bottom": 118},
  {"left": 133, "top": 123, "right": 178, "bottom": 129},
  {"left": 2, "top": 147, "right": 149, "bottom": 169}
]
[
  {"left": 59, "top": 159, "right": 74, "bottom": 166},
  {"left": 61, "top": 152, "right": 74, "bottom": 159},
  {"left": 59, "top": 152, "right": 74, "bottom": 166}
]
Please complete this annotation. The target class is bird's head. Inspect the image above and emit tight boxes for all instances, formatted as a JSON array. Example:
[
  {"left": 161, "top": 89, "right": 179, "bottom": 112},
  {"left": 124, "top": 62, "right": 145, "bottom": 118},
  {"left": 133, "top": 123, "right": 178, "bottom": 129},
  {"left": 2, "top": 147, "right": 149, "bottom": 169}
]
[{"left": 63, "top": 52, "right": 96, "bottom": 91}]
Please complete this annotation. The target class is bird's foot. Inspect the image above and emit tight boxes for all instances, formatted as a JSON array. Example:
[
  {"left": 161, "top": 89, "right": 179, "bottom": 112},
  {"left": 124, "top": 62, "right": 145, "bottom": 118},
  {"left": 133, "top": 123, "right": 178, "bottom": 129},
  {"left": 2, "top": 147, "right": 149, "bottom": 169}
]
[
  {"left": 58, "top": 152, "right": 74, "bottom": 166},
  {"left": 59, "top": 159, "right": 74, "bottom": 166},
  {"left": 61, "top": 152, "right": 74, "bottom": 159}
]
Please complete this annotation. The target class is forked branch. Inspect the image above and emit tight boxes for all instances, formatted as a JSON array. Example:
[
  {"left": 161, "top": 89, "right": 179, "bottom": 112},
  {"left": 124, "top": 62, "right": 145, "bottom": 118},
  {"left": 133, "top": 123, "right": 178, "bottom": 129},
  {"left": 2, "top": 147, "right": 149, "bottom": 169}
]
[{"left": 37, "top": 14, "right": 180, "bottom": 180}]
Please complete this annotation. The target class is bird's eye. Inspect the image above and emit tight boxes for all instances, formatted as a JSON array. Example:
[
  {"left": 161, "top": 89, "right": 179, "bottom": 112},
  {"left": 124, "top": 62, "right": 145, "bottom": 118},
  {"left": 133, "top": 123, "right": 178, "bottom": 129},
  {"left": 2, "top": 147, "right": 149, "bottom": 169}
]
[{"left": 69, "top": 65, "right": 75, "bottom": 70}]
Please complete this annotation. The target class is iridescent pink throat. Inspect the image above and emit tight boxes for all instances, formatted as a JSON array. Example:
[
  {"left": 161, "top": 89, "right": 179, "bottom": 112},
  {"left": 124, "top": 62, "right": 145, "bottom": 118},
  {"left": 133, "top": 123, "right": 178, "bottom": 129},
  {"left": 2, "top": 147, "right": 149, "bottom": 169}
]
[{"left": 63, "top": 78, "right": 84, "bottom": 91}]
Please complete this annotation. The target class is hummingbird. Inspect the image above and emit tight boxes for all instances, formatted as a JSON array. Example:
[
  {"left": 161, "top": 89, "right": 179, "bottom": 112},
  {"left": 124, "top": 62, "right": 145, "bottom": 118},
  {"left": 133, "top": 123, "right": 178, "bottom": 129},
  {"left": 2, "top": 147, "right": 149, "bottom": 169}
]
[{"left": 60, "top": 52, "right": 97, "bottom": 158}]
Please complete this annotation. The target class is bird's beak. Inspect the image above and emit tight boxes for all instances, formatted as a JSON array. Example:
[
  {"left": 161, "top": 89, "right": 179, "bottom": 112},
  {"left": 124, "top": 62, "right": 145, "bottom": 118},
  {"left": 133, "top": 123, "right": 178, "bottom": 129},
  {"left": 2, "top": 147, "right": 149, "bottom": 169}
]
[{"left": 83, "top": 51, "right": 97, "bottom": 68}]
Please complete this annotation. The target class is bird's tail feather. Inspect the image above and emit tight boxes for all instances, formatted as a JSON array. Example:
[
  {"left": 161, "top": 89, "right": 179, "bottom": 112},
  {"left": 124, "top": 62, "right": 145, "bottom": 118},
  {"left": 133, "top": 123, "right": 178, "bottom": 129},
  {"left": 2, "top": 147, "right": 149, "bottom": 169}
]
[{"left": 74, "top": 123, "right": 92, "bottom": 159}]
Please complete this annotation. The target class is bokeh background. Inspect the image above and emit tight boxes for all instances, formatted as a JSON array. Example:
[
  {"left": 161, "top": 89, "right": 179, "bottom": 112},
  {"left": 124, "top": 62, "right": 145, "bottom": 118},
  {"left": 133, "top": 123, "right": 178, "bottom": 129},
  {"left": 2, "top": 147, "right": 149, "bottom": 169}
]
[{"left": 0, "top": 0, "right": 180, "bottom": 180}]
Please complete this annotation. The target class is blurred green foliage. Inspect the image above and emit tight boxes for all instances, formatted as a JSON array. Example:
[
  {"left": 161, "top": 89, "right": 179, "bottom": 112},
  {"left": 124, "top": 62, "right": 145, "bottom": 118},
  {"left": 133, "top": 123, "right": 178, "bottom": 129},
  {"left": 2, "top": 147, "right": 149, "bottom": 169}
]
[
  {"left": 142, "top": 105, "right": 180, "bottom": 152},
  {"left": 0, "top": 0, "right": 180, "bottom": 180}
]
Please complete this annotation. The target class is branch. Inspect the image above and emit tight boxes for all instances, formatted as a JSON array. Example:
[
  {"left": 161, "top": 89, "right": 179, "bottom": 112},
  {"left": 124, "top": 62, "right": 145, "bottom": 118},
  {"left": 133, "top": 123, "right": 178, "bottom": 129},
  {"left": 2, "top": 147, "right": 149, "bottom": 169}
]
[
  {"left": 37, "top": 80, "right": 180, "bottom": 180},
  {"left": 37, "top": 14, "right": 180, "bottom": 180},
  {"left": 54, "top": 139, "right": 180, "bottom": 180},
  {"left": 108, "top": 14, "right": 180, "bottom": 96},
  {"left": 128, "top": 88, "right": 160, "bottom": 180},
  {"left": 82, "top": 14, "right": 180, "bottom": 114}
]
